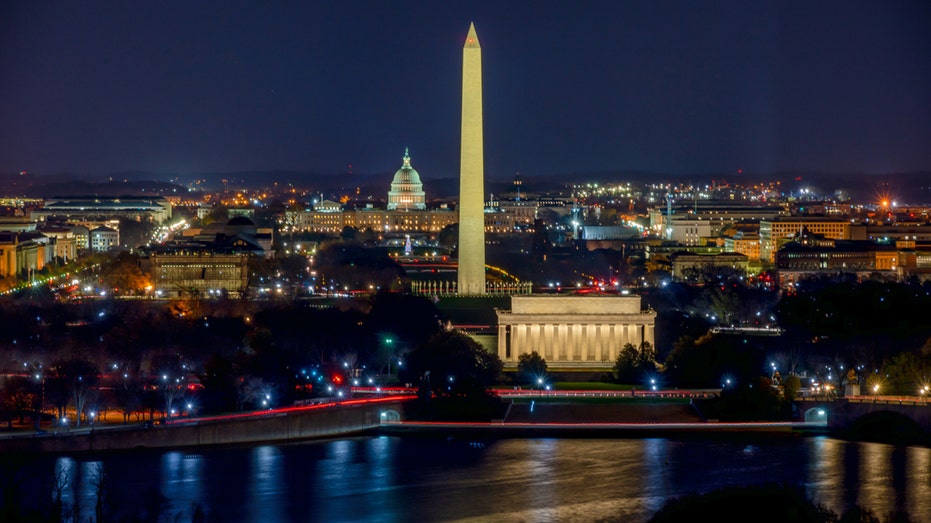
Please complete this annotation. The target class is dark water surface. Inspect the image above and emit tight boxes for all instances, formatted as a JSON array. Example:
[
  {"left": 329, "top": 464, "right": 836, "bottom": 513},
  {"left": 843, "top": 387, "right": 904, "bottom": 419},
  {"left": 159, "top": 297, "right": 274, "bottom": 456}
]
[{"left": 2, "top": 434, "right": 930, "bottom": 522}]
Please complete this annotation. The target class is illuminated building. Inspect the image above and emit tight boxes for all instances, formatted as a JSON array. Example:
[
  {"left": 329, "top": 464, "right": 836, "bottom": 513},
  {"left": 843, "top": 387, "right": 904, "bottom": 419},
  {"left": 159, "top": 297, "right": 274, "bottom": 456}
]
[
  {"left": 89, "top": 225, "right": 119, "bottom": 252},
  {"left": 140, "top": 217, "right": 266, "bottom": 298},
  {"left": 670, "top": 252, "right": 750, "bottom": 279},
  {"left": 387, "top": 148, "right": 426, "bottom": 211},
  {"left": 146, "top": 252, "right": 250, "bottom": 299},
  {"left": 760, "top": 217, "right": 852, "bottom": 264},
  {"left": 0, "top": 232, "right": 42, "bottom": 278},
  {"left": 722, "top": 231, "right": 761, "bottom": 261},
  {"left": 496, "top": 295, "right": 656, "bottom": 372},
  {"left": 30, "top": 195, "right": 172, "bottom": 224}
]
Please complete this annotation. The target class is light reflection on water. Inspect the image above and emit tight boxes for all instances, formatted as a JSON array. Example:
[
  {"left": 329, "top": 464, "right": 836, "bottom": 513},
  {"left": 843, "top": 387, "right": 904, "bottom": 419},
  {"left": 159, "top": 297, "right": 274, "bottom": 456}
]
[{"left": 3, "top": 436, "right": 927, "bottom": 523}]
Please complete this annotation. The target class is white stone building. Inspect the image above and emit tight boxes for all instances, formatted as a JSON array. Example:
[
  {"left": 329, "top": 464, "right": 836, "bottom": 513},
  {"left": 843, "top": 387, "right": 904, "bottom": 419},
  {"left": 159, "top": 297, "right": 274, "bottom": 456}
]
[{"left": 495, "top": 295, "right": 656, "bottom": 371}]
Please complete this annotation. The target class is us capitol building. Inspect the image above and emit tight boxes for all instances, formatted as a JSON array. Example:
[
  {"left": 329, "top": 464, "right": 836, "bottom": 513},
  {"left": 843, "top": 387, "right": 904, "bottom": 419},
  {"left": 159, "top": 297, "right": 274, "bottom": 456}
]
[
  {"left": 284, "top": 149, "right": 540, "bottom": 235},
  {"left": 286, "top": 149, "right": 457, "bottom": 234}
]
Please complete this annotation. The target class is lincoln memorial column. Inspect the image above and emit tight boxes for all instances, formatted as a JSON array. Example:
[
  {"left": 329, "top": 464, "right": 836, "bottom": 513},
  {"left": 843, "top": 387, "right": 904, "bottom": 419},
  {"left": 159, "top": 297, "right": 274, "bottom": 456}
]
[{"left": 498, "top": 324, "right": 508, "bottom": 362}]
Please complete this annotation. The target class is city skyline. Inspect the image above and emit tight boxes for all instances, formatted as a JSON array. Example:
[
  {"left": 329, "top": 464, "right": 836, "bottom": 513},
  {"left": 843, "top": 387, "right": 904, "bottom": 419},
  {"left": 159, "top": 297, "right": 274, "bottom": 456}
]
[{"left": 1, "top": 1, "right": 930, "bottom": 180}]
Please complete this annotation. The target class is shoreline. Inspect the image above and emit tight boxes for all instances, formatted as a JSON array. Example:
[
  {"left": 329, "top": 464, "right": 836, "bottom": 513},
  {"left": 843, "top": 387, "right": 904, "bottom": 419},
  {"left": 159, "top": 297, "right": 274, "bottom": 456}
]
[{"left": 378, "top": 420, "right": 830, "bottom": 439}]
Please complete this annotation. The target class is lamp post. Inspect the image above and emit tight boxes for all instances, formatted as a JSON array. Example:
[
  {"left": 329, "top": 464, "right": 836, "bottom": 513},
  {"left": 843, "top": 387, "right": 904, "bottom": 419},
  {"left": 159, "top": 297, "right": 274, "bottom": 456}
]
[{"left": 385, "top": 337, "right": 394, "bottom": 374}]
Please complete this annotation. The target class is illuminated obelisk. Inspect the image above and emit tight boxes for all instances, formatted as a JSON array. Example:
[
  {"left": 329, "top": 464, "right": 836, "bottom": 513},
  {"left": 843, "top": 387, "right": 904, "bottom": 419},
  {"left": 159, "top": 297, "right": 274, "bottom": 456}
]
[{"left": 457, "top": 22, "right": 485, "bottom": 295}]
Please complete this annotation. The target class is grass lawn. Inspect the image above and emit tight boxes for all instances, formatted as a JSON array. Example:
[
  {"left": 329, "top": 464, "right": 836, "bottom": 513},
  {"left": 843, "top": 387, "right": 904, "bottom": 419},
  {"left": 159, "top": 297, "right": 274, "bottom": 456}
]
[
  {"left": 554, "top": 382, "right": 631, "bottom": 391},
  {"left": 491, "top": 382, "right": 632, "bottom": 392},
  {"left": 508, "top": 396, "right": 693, "bottom": 405}
]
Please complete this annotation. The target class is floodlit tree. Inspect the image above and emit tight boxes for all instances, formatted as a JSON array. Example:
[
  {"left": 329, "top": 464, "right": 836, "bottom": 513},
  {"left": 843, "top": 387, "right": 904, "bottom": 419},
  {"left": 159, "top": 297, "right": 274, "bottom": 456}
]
[
  {"left": 110, "top": 374, "right": 142, "bottom": 422},
  {"left": 882, "top": 352, "right": 931, "bottom": 396},
  {"left": 516, "top": 351, "right": 548, "bottom": 385},
  {"left": 98, "top": 252, "right": 151, "bottom": 295},
  {"left": 51, "top": 359, "right": 100, "bottom": 427},
  {"left": 612, "top": 342, "right": 657, "bottom": 384}
]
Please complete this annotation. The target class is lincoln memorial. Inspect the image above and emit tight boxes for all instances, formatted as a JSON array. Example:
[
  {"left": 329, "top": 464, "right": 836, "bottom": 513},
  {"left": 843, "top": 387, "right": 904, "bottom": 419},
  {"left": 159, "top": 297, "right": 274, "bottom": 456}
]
[{"left": 495, "top": 295, "right": 656, "bottom": 371}]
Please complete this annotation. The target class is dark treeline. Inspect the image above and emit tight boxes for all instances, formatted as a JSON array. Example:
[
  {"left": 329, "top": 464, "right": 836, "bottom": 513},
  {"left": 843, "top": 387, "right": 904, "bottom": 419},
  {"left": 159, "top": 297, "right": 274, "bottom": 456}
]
[
  {"left": 0, "top": 291, "right": 444, "bottom": 424},
  {"left": 2, "top": 270, "right": 931, "bottom": 425}
]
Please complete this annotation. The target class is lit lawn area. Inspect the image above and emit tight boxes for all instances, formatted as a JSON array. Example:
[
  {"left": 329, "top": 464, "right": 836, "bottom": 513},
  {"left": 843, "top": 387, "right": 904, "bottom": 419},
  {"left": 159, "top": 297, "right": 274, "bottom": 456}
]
[
  {"left": 508, "top": 396, "right": 693, "bottom": 405},
  {"left": 490, "top": 382, "right": 631, "bottom": 392},
  {"left": 553, "top": 382, "right": 631, "bottom": 391}
]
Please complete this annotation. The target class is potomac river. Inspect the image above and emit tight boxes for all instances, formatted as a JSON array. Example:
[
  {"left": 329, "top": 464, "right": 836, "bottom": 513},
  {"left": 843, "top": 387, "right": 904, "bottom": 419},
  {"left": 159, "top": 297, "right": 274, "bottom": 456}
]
[{"left": 1, "top": 432, "right": 930, "bottom": 522}]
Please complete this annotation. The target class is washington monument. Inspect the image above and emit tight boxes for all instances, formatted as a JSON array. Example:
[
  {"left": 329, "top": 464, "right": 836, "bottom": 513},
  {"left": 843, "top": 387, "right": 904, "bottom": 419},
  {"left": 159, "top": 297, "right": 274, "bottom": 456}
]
[{"left": 457, "top": 22, "right": 486, "bottom": 295}]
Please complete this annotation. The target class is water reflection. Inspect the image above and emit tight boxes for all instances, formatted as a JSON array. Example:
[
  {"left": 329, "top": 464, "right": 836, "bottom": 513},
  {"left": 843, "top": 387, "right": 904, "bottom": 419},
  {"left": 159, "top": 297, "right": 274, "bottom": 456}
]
[
  {"left": 53, "top": 457, "right": 75, "bottom": 514},
  {"left": 8, "top": 436, "right": 930, "bottom": 523},
  {"left": 642, "top": 438, "right": 671, "bottom": 513},
  {"left": 806, "top": 438, "right": 931, "bottom": 520},
  {"left": 161, "top": 451, "right": 205, "bottom": 520},
  {"left": 249, "top": 446, "right": 284, "bottom": 523},
  {"left": 806, "top": 437, "right": 845, "bottom": 513}
]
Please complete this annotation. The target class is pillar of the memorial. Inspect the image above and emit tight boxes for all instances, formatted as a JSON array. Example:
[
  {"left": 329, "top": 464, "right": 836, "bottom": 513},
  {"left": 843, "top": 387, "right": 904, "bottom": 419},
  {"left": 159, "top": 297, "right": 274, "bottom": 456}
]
[
  {"left": 557, "top": 324, "right": 568, "bottom": 362},
  {"left": 498, "top": 324, "right": 507, "bottom": 361},
  {"left": 580, "top": 325, "right": 590, "bottom": 361},
  {"left": 539, "top": 324, "right": 547, "bottom": 360},
  {"left": 572, "top": 325, "right": 588, "bottom": 361},
  {"left": 511, "top": 324, "right": 521, "bottom": 358},
  {"left": 530, "top": 324, "right": 541, "bottom": 359},
  {"left": 628, "top": 324, "right": 640, "bottom": 346},
  {"left": 592, "top": 324, "right": 601, "bottom": 362},
  {"left": 515, "top": 324, "right": 528, "bottom": 359},
  {"left": 553, "top": 323, "right": 568, "bottom": 361},
  {"left": 565, "top": 324, "right": 574, "bottom": 361},
  {"left": 611, "top": 324, "right": 621, "bottom": 357},
  {"left": 601, "top": 324, "right": 611, "bottom": 361}
]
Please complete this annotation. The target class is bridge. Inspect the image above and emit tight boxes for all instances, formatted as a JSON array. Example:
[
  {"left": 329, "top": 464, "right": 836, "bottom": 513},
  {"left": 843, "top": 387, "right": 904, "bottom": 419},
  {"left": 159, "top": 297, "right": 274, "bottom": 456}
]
[{"left": 796, "top": 395, "right": 931, "bottom": 444}]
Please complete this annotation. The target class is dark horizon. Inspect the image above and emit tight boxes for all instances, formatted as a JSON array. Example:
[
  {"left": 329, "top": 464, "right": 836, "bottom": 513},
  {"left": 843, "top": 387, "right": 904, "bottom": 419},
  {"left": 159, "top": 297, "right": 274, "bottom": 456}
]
[{"left": 4, "top": 169, "right": 931, "bottom": 206}]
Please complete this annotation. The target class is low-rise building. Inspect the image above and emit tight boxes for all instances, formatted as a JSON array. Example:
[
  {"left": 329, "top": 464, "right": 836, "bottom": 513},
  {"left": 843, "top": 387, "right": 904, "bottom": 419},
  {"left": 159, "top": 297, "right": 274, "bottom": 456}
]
[{"left": 670, "top": 252, "right": 749, "bottom": 279}]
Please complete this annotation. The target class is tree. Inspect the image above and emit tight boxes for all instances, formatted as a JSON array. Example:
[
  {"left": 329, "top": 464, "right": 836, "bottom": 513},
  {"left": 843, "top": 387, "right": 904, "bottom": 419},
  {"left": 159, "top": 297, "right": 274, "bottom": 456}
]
[
  {"left": 664, "top": 333, "right": 766, "bottom": 389},
  {"left": 98, "top": 252, "right": 151, "bottom": 295},
  {"left": 0, "top": 376, "right": 34, "bottom": 428},
  {"left": 516, "top": 351, "right": 548, "bottom": 385},
  {"left": 50, "top": 359, "right": 100, "bottom": 427},
  {"left": 314, "top": 242, "right": 403, "bottom": 291},
  {"left": 613, "top": 342, "right": 658, "bottom": 384},
  {"left": 782, "top": 374, "right": 802, "bottom": 401},
  {"left": 340, "top": 226, "right": 358, "bottom": 240},
  {"left": 437, "top": 224, "right": 458, "bottom": 251},
  {"left": 882, "top": 352, "right": 931, "bottom": 396},
  {"left": 109, "top": 374, "right": 143, "bottom": 422},
  {"left": 698, "top": 376, "right": 788, "bottom": 421},
  {"left": 400, "top": 330, "right": 503, "bottom": 399},
  {"left": 613, "top": 343, "right": 641, "bottom": 383}
]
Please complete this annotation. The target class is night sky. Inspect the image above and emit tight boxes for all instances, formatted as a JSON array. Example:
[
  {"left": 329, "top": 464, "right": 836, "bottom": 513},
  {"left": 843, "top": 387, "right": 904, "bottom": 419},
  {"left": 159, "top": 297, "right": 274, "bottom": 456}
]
[{"left": 1, "top": 1, "right": 930, "bottom": 181}]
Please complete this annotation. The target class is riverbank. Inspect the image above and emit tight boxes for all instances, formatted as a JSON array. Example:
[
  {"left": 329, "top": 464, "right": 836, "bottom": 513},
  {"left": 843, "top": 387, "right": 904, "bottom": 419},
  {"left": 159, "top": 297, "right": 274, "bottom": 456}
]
[
  {"left": 0, "top": 396, "right": 832, "bottom": 455},
  {"left": 0, "top": 397, "right": 410, "bottom": 454},
  {"left": 381, "top": 399, "right": 828, "bottom": 438}
]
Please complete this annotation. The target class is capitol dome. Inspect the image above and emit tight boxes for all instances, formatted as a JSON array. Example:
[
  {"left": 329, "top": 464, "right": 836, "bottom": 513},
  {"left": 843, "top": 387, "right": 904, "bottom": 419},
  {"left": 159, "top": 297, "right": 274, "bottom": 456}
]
[{"left": 387, "top": 148, "right": 426, "bottom": 211}]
